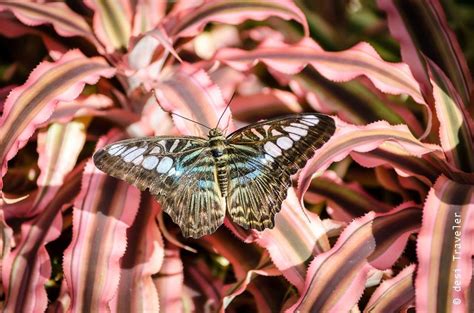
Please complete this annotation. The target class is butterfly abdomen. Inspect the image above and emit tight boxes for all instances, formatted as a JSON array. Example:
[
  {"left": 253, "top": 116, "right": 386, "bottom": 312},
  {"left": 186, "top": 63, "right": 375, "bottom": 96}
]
[{"left": 208, "top": 131, "right": 229, "bottom": 197}]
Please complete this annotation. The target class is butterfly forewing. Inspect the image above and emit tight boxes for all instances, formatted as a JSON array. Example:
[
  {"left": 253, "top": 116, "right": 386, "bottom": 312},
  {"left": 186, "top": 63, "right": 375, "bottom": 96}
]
[
  {"left": 93, "top": 136, "right": 225, "bottom": 238},
  {"left": 226, "top": 113, "right": 335, "bottom": 229}
]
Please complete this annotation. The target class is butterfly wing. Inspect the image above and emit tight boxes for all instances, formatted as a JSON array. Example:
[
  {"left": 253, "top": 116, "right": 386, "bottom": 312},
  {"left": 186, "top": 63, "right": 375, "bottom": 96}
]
[
  {"left": 226, "top": 113, "right": 335, "bottom": 230},
  {"left": 93, "top": 137, "right": 225, "bottom": 238}
]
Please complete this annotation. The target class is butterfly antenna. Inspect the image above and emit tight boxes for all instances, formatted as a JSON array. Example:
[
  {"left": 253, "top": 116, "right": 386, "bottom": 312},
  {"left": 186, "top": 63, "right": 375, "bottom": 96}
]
[
  {"left": 152, "top": 89, "right": 212, "bottom": 130},
  {"left": 215, "top": 91, "right": 237, "bottom": 129}
]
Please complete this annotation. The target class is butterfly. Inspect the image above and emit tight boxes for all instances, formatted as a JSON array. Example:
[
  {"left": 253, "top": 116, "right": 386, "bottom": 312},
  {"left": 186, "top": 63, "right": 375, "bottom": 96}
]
[{"left": 93, "top": 112, "right": 335, "bottom": 238}]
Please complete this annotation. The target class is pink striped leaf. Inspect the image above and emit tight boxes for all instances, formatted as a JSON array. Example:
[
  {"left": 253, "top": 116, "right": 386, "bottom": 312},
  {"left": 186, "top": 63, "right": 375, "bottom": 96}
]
[
  {"left": 288, "top": 203, "right": 421, "bottom": 312},
  {"left": 3, "top": 119, "right": 90, "bottom": 219},
  {"left": 37, "top": 119, "right": 90, "bottom": 188},
  {"left": 254, "top": 188, "right": 330, "bottom": 292},
  {"left": 287, "top": 67, "right": 425, "bottom": 137},
  {"left": 365, "top": 264, "right": 416, "bottom": 312},
  {"left": 429, "top": 61, "right": 474, "bottom": 173},
  {"left": 351, "top": 148, "right": 440, "bottom": 186},
  {"left": 49, "top": 94, "right": 114, "bottom": 124},
  {"left": 0, "top": 1, "right": 97, "bottom": 46},
  {"left": 154, "top": 246, "right": 184, "bottom": 313},
  {"left": 305, "top": 172, "right": 393, "bottom": 222},
  {"left": 222, "top": 252, "right": 280, "bottom": 311},
  {"left": 378, "top": 0, "right": 472, "bottom": 107},
  {"left": 62, "top": 131, "right": 141, "bottom": 312},
  {"left": 110, "top": 193, "right": 163, "bottom": 312},
  {"left": 183, "top": 260, "right": 224, "bottom": 312},
  {"left": 131, "top": 0, "right": 167, "bottom": 36},
  {"left": 164, "top": 0, "right": 308, "bottom": 38},
  {"left": 1, "top": 163, "right": 84, "bottom": 313},
  {"left": 214, "top": 38, "right": 424, "bottom": 104},
  {"left": 200, "top": 228, "right": 280, "bottom": 311},
  {"left": 416, "top": 175, "right": 474, "bottom": 312},
  {"left": 297, "top": 118, "right": 441, "bottom": 201},
  {"left": 0, "top": 210, "right": 13, "bottom": 277},
  {"left": 84, "top": 0, "right": 132, "bottom": 52},
  {"left": 0, "top": 50, "right": 115, "bottom": 191},
  {"left": 154, "top": 64, "right": 231, "bottom": 137}
]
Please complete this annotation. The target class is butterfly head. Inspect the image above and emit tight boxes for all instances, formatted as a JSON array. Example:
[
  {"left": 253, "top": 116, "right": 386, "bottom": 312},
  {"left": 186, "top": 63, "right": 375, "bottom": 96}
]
[{"left": 208, "top": 128, "right": 224, "bottom": 139}]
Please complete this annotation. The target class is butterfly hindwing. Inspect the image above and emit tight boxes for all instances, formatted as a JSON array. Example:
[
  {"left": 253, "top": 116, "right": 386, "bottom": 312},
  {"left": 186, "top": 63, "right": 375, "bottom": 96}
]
[
  {"left": 226, "top": 145, "right": 291, "bottom": 230},
  {"left": 93, "top": 136, "right": 225, "bottom": 238},
  {"left": 226, "top": 113, "right": 335, "bottom": 229}
]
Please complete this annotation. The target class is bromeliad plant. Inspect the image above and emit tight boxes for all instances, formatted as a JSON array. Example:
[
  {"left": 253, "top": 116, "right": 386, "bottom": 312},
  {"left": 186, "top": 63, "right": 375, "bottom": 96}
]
[{"left": 0, "top": 0, "right": 472, "bottom": 312}]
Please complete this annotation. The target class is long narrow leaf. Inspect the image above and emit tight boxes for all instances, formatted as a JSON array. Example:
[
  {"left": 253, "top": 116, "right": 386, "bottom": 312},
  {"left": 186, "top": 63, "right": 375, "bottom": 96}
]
[
  {"left": 84, "top": 0, "right": 132, "bottom": 52},
  {"left": 378, "top": 0, "right": 472, "bottom": 106},
  {"left": 0, "top": 1, "right": 97, "bottom": 45},
  {"left": 154, "top": 64, "right": 230, "bottom": 136},
  {"left": 416, "top": 175, "right": 474, "bottom": 312},
  {"left": 215, "top": 38, "right": 425, "bottom": 104},
  {"left": 297, "top": 118, "right": 440, "bottom": 201},
  {"left": 255, "top": 188, "right": 330, "bottom": 291},
  {"left": 62, "top": 131, "right": 141, "bottom": 312},
  {"left": 430, "top": 61, "right": 474, "bottom": 172},
  {"left": 164, "top": 0, "right": 308, "bottom": 38},
  {"left": 1, "top": 163, "right": 84, "bottom": 312},
  {"left": 0, "top": 50, "right": 115, "bottom": 190},
  {"left": 110, "top": 193, "right": 163, "bottom": 312},
  {"left": 289, "top": 203, "right": 421, "bottom": 312},
  {"left": 365, "top": 264, "right": 416, "bottom": 312}
]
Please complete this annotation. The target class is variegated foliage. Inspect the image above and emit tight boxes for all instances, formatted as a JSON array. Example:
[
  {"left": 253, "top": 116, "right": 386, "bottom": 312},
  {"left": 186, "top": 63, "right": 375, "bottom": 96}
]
[{"left": 0, "top": 0, "right": 472, "bottom": 312}]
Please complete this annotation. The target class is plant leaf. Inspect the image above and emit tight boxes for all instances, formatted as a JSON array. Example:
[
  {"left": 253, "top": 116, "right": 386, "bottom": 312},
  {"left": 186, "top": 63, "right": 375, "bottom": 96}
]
[
  {"left": 0, "top": 50, "right": 115, "bottom": 191},
  {"left": 297, "top": 118, "right": 440, "bottom": 201},
  {"left": 62, "top": 131, "right": 141, "bottom": 312},
  {"left": 429, "top": 61, "right": 474, "bottom": 172},
  {"left": 0, "top": 1, "right": 97, "bottom": 46},
  {"left": 154, "top": 64, "right": 230, "bottom": 136},
  {"left": 255, "top": 188, "right": 330, "bottom": 291},
  {"left": 306, "top": 172, "right": 393, "bottom": 222},
  {"left": 288, "top": 203, "right": 421, "bottom": 312},
  {"left": 164, "top": 0, "right": 308, "bottom": 38},
  {"left": 84, "top": 0, "right": 132, "bottom": 52},
  {"left": 37, "top": 118, "right": 90, "bottom": 187},
  {"left": 154, "top": 245, "right": 184, "bottom": 313},
  {"left": 215, "top": 38, "right": 424, "bottom": 103},
  {"left": 365, "top": 264, "right": 416, "bottom": 312},
  {"left": 1, "top": 163, "right": 84, "bottom": 312},
  {"left": 110, "top": 193, "right": 163, "bottom": 312},
  {"left": 378, "top": 0, "right": 472, "bottom": 106},
  {"left": 416, "top": 175, "right": 474, "bottom": 312}
]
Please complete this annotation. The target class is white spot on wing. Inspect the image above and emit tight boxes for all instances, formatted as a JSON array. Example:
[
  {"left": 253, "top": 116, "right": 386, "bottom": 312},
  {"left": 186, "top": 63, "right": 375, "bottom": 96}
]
[
  {"left": 108, "top": 144, "right": 123, "bottom": 155},
  {"left": 142, "top": 156, "right": 159, "bottom": 169},
  {"left": 271, "top": 129, "right": 282, "bottom": 136},
  {"left": 283, "top": 126, "right": 308, "bottom": 136},
  {"left": 289, "top": 133, "right": 301, "bottom": 141},
  {"left": 300, "top": 120, "right": 314, "bottom": 126},
  {"left": 291, "top": 122, "right": 309, "bottom": 129},
  {"left": 251, "top": 128, "right": 264, "bottom": 139},
  {"left": 150, "top": 146, "right": 162, "bottom": 154},
  {"left": 169, "top": 140, "right": 179, "bottom": 152},
  {"left": 277, "top": 137, "right": 293, "bottom": 149},
  {"left": 303, "top": 116, "right": 319, "bottom": 125},
  {"left": 264, "top": 141, "right": 282, "bottom": 157},
  {"left": 122, "top": 147, "right": 137, "bottom": 156},
  {"left": 132, "top": 155, "right": 144, "bottom": 165},
  {"left": 123, "top": 147, "right": 146, "bottom": 163},
  {"left": 157, "top": 156, "right": 173, "bottom": 173}
]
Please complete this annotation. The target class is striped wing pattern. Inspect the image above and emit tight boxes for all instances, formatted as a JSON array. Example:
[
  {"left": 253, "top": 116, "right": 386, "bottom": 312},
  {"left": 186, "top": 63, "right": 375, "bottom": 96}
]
[
  {"left": 226, "top": 113, "right": 335, "bottom": 230},
  {"left": 93, "top": 137, "right": 225, "bottom": 238},
  {"left": 93, "top": 113, "right": 335, "bottom": 237}
]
